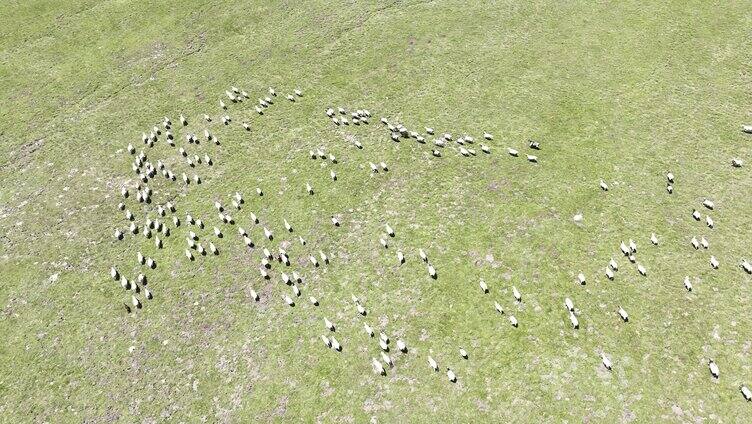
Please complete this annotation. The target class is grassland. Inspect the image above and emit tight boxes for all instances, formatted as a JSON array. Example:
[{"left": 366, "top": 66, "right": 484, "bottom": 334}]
[{"left": 1, "top": 0, "right": 751, "bottom": 422}]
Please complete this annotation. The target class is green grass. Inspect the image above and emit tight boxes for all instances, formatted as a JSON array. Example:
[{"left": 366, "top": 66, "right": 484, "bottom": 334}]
[{"left": 1, "top": 0, "right": 751, "bottom": 421}]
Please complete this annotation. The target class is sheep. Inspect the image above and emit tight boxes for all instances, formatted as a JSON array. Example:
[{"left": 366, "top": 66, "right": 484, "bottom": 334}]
[
  {"left": 380, "top": 162, "right": 388, "bottom": 171},
  {"left": 732, "top": 158, "right": 743, "bottom": 168},
  {"left": 379, "top": 338, "right": 389, "bottom": 351},
  {"left": 321, "top": 335, "right": 331, "bottom": 348},
  {"left": 259, "top": 268, "right": 268, "bottom": 279},
  {"left": 710, "top": 256, "right": 719, "bottom": 269},
  {"left": 357, "top": 303, "right": 366, "bottom": 315},
  {"left": 691, "top": 237, "right": 700, "bottom": 249},
  {"left": 298, "top": 236, "right": 306, "bottom": 246},
  {"left": 419, "top": 249, "right": 428, "bottom": 262},
  {"left": 494, "top": 301, "right": 504, "bottom": 314},
  {"left": 364, "top": 323, "right": 374, "bottom": 337},
  {"left": 370, "top": 162, "right": 378, "bottom": 173},
  {"left": 416, "top": 136, "right": 426, "bottom": 143},
  {"left": 706, "top": 216, "right": 714, "bottom": 228},
  {"left": 428, "top": 263, "right": 437, "bottom": 279},
  {"left": 529, "top": 140, "right": 540, "bottom": 150},
  {"left": 709, "top": 359, "right": 720, "bottom": 378},
  {"left": 741, "top": 386, "right": 752, "bottom": 401},
  {"left": 323, "top": 317, "right": 335, "bottom": 332},
  {"left": 294, "top": 88, "right": 303, "bottom": 97},
  {"left": 481, "top": 144, "right": 491, "bottom": 154},
  {"left": 637, "top": 264, "right": 647, "bottom": 276},
  {"left": 330, "top": 170, "right": 337, "bottom": 181},
  {"left": 509, "top": 315, "right": 518, "bottom": 327},
  {"left": 460, "top": 147, "right": 470, "bottom": 156},
  {"left": 129, "top": 222, "right": 138, "bottom": 234},
  {"left": 564, "top": 297, "right": 574, "bottom": 312},
  {"left": 601, "top": 353, "right": 612, "bottom": 370},
  {"left": 155, "top": 237, "right": 162, "bottom": 249},
  {"left": 243, "top": 236, "right": 253, "bottom": 247},
  {"left": 284, "top": 295, "right": 294, "bottom": 306},
  {"left": 284, "top": 219, "right": 293, "bottom": 232},
  {"left": 447, "top": 368, "right": 457, "bottom": 382},
  {"left": 512, "top": 286, "right": 522, "bottom": 302},
  {"left": 120, "top": 276, "right": 130, "bottom": 290},
  {"left": 479, "top": 279, "right": 489, "bottom": 293},
  {"left": 114, "top": 229, "right": 123, "bottom": 240},
  {"left": 609, "top": 258, "right": 619, "bottom": 271},
  {"left": 132, "top": 295, "right": 142, "bottom": 309},
  {"left": 209, "top": 242, "right": 218, "bottom": 255},
  {"left": 618, "top": 307, "right": 629, "bottom": 322},
  {"left": 569, "top": 312, "right": 579, "bottom": 329},
  {"left": 620, "top": 242, "right": 630, "bottom": 256},
  {"left": 700, "top": 236, "right": 709, "bottom": 249},
  {"left": 692, "top": 209, "right": 701, "bottom": 221},
  {"left": 527, "top": 155, "right": 538, "bottom": 163},
  {"left": 702, "top": 199, "right": 715, "bottom": 210},
  {"left": 380, "top": 332, "right": 389, "bottom": 344},
  {"left": 173, "top": 216, "right": 180, "bottom": 227},
  {"left": 396, "top": 339, "right": 407, "bottom": 352},
  {"left": 741, "top": 259, "right": 752, "bottom": 274},
  {"left": 262, "top": 248, "right": 272, "bottom": 260},
  {"left": 379, "top": 237, "right": 388, "bottom": 249},
  {"left": 330, "top": 337, "right": 341, "bottom": 351},
  {"left": 684, "top": 276, "right": 693, "bottom": 291},
  {"left": 306, "top": 182, "right": 313, "bottom": 195},
  {"left": 428, "top": 356, "right": 438, "bottom": 371},
  {"left": 577, "top": 273, "right": 586, "bottom": 285},
  {"left": 599, "top": 180, "right": 608, "bottom": 191},
  {"left": 434, "top": 139, "right": 445, "bottom": 147},
  {"left": 310, "top": 255, "right": 319, "bottom": 267},
  {"left": 443, "top": 133, "right": 452, "bottom": 141},
  {"left": 309, "top": 296, "right": 318, "bottom": 305},
  {"left": 286, "top": 94, "right": 295, "bottom": 102},
  {"left": 605, "top": 267, "right": 614, "bottom": 280},
  {"left": 432, "top": 149, "right": 442, "bottom": 157},
  {"left": 667, "top": 185, "right": 673, "bottom": 194},
  {"left": 264, "top": 227, "right": 273, "bottom": 240},
  {"left": 373, "top": 358, "right": 386, "bottom": 375},
  {"left": 507, "top": 148, "right": 519, "bottom": 157},
  {"left": 459, "top": 348, "right": 468, "bottom": 359},
  {"left": 381, "top": 352, "right": 393, "bottom": 367}
]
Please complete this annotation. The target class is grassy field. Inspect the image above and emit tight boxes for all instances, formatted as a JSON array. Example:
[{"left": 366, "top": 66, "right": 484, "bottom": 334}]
[{"left": 1, "top": 0, "right": 751, "bottom": 422}]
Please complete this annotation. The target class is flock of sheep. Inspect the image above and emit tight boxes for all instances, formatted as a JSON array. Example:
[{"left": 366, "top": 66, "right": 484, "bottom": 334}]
[{"left": 108, "top": 83, "right": 752, "bottom": 400}]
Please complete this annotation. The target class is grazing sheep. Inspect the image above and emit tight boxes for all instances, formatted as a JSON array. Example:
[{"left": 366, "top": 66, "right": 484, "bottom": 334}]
[
  {"left": 703, "top": 199, "right": 714, "bottom": 210},
  {"left": 529, "top": 140, "right": 540, "bottom": 150},
  {"left": 569, "top": 312, "right": 579, "bottom": 329},
  {"left": 320, "top": 250, "right": 329, "bottom": 264},
  {"left": 605, "top": 268, "right": 614, "bottom": 280},
  {"left": 667, "top": 184, "right": 673, "bottom": 194},
  {"left": 447, "top": 368, "right": 457, "bottom": 383},
  {"left": 185, "top": 249, "right": 194, "bottom": 261},
  {"left": 309, "top": 296, "right": 318, "bottom": 305},
  {"left": 684, "top": 276, "right": 693, "bottom": 291},
  {"left": 114, "top": 229, "right": 123, "bottom": 240},
  {"left": 692, "top": 209, "right": 701, "bottom": 221},
  {"left": 310, "top": 255, "right": 319, "bottom": 267},
  {"left": 357, "top": 303, "right": 366, "bottom": 315},
  {"left": 180, "top": 114, "right": 187, "bottom": 126},
  {"left": 264, "top": 227, "right": 273, "bottom": 240},
  {"left": 650, "top": 233, "right": 659, "bottom": 245},
  {"left": 321, "top": 335, "right": 331, "bottom": 348},
  {"left": 419, "top": 249, "right": 428, "bottom": 262},
  {"left": 527, "top": 155, "right": 538, "bottom": 163},
  {"left": 741, "top": 386, "right": 752, "bottom": 401},
  {"left": 564, "top": 297, "right": 574, "bottom": 312},
  {"left": 620, "top": 242, "right": 630, "bottom": 256},
  {"left": 494, "top": 301, "right": 504, "bottom": 314},
  {"left": 379, "top": 338, "right": 389, "bottom": 351},
  {"left": 381, "top": 352, "right": 393, "bottom": 367},
  {"left": 396, "top": 340, "right": 407, "bottom": 352},
  {"left": 481, "top": 144, "right": 490, "bottom": 154},
  {"left": 459, "top": 348, "right": 468, "bottom": 359},
  {"left": 577, "top": 273, "right": 586, "bottom": 285},
  {"left": 710, "top": 256, "right": 719, "bottom": 269},
  {"left": 479, "top": 279, "right": 488, "bottom": 293},
  {"left": 287, "top": 94, "right": 295, "bottom": 102},
  {"left": 700, "top": 236, "right": 709, "bottom": 249},
  {"left": 364, "top": 323, "right": 374, "bottom": 337},
  {"left": 741, "top": 259, "right": 752, "bottom": 274},
  {"left": 601, "top": 353, "right": 612, "bottom": 370},
  {"left": 630, "top": 239, "right": 637, "bottom": 252},
  {"left": 512, "top": 286, "right": 521, "bottom": 302},
  {"left": 284, "top": 219, "right": 293, "bottom": 232},
  {"left": 507, "top": 148, "right": 519, "bottom": 157},
  {"left": 691, "top": 237, "right": 700, "bottom": 249},
  {"left": 637, "top": 264, "right": 647, "bottom": 276},
  {"left": 732, "top": 158, "right": 743, "bottom": 167},
  {"left": 132, "top": 295, "right": 141, "bottom": 309},
  {"left": 706, "top": 215, "right": 714, "bottom": 228},
  {"left": 324, "top": 318, "right": 335, "bottom": 332},
  {"left": 428, "top": 356, "right": 438, "bottom": 371},
  {"left": 306, "top": 182, "right": 313, "bottom": 195},
  {"left": 428, "top": 263, "right": 437, "bottom": 279},
  {"left": 509, "top": 315, "right": 518, "bottom": 327},
  {"left": 209, "top": 242, "right": 218, "bottom": 255},
  {"left": 284, "top": 295, "right": 295, "bottom": 306},
  {"left": 599, "top": 180, "right": 609, "bottom": 191},
  {"left": 120, "top": 277, "right": 130, "bottom": 290},
  {"left": 709, "top": 360, "right": 720, "bottom": 378},
  {"left": 379, "top": 238, "right": 388, "bottom": 249},
  {"left": 618, "top": 307, "right": 629, "bottom": 322},
  {"left": 460, "top": 147, "right": 470, "bottom": 156},
  {"left": 609, "top": 258, "right": 619, "bottom": 271},
  {"left": 330, "top": 337, "right": 341, "bottom": 351},
  {"left": 373, "top": 358, "right": 386, "bottom": 375}
]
